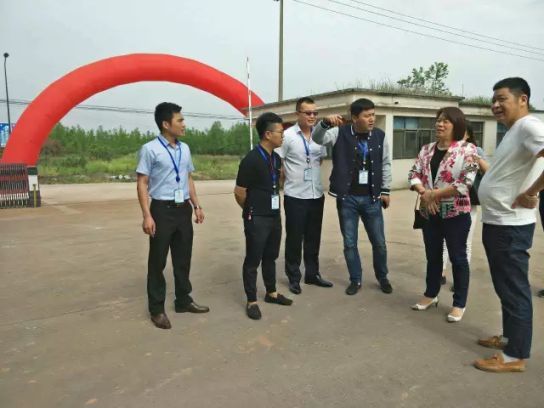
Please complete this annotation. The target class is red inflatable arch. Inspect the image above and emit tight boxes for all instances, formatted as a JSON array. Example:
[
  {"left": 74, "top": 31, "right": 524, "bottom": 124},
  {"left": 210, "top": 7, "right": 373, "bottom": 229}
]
[{"left": 0, "top": 54, "right": 264, "bottom": 165}]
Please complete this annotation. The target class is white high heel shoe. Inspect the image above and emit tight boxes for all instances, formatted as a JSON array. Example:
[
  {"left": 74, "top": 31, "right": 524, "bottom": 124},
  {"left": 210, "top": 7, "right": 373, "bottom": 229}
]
[
  {"left": 447, "top": 307, "right": 465, "bottom": 322},
  {"left": 411, "top": 297, "right": 439, "bottom": 311}
]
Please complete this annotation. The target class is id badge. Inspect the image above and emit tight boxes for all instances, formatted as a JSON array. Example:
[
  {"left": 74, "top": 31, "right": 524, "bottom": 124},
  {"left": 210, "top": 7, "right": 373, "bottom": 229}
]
[
  {"left": 271, "top": 194, "right": 280, "bottom": 210},
  {"left": 174, "top": 189, "right": 184, "bottom": 203},
  {"left": 358, "top": 170, "right": 368, "bottom": 185},
  {"left": 304, "top": 168, "right": 312, "bottom": 181}
]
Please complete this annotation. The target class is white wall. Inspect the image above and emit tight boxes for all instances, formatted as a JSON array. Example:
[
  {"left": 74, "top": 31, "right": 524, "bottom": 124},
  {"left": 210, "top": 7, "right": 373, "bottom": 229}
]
[{"left": 391, "top": 160, "right": 414, "bottom": 190}]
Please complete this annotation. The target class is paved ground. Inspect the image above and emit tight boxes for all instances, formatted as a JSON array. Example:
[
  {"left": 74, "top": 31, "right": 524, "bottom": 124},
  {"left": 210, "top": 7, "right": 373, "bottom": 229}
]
[{"left": 1, "top": 180, "right": 543, "bottom": 408}]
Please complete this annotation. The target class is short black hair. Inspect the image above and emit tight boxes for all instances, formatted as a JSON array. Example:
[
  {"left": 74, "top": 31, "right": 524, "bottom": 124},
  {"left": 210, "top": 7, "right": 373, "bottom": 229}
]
[
  {"left": 296, "top": 96, "right": 315, "bottom": 112},
  {"left": 493, "top": 77, "right": 531, "bottom": 102},
  {"left": 256, "top": 112, "right": 283, "bottom": 139},
  {"left": 155, "top": 102, "right": 182, "bottom": 131},
  {"left": 436, "top": 107, "right": 466, "bottom": 141},
  {"left": 350, "top": 98, "right": 375, "bottom": 116}
]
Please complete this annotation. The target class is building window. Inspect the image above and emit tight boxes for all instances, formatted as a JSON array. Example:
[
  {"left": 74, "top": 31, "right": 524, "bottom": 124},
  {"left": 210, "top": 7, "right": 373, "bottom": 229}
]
[
  {"left": 496, "top": 123, "right": 507, "bottom": 146},
  {"left": 470, "top": 121, "right": 484, "bottom": 148},
  {"left": 393, "top": 117, "right": 435, "bottom": 159}
]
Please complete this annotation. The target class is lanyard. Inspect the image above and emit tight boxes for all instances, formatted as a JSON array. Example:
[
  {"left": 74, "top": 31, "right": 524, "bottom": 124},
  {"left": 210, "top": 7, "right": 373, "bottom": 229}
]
[
  {"left": 257, "top": 145, "right": 278, "bottom": 189},
  {"left": 157, "top": 137, "right": 182, "bottom": 183},
  {"left": 357, "top": 140, "right": 368, "bottom": 163},
  {"left": 352, "top": 126, "right": 369, "bottom": 164},
  {"left": 299, "top": 134, "right": 311, "bottom": 164}
]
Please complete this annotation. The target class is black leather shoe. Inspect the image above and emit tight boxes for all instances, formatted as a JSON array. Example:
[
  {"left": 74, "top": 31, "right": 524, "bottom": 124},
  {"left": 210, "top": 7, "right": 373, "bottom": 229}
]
[
  {"left": 246, "top": 303, "right": 262, "bottom": 320},
  {"left": 289, "top": 282, "right": 302, "bottom": 295},
  {"left": 538, "top": 289, "right": 544, "bottom": 298},
  {"left": 264, "top": 293, "right": 293, "bottom": 306},
  {"left": 150, "top": 313, "right": 172, "bottom": 329},
  {"left": 379, "top": 279, "right": 393, "bottom": 294},
  {"left": 305, "top": 275, "right": 333, "bottom": 288},
  {"left": 175, "top": 302, "right": 210, "bottom": 313},
  {"left": 345, "top": 282, "right": 361, "bottom": 295}
]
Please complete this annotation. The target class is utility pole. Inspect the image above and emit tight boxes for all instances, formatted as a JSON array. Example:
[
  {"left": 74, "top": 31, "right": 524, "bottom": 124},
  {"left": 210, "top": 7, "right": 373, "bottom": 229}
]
[
  {"left": 274, "top": 0, "right": 284, "bottom": 101},
  {"left": 3, "top": 52, "right": 12, "bottom": 135},
  {"left": 246, "top": 57, "right": 254, "bottom": 151}
]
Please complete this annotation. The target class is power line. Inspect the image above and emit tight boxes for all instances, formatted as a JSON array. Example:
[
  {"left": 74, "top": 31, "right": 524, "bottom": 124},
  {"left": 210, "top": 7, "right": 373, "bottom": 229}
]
[
  {"left": 292, "top": 0, "right": 544, "bottom": 63},
  {"left": 0, "top": 99, "right": 247, "bottom": 121},
  {"left": 344, "top": 0, "right": 544, "bottom": 52},
  {"left": 331, "top": 0, "right": 544, "bottom": 57}
]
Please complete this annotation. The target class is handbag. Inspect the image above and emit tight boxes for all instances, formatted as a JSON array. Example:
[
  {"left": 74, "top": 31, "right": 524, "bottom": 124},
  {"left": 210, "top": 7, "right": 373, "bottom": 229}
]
[
  {"left": 469, "top": 171, "right": 483, "bottom": 206},
  {"left": 413, "top": 194, "right": 427, "bottom": 230}
]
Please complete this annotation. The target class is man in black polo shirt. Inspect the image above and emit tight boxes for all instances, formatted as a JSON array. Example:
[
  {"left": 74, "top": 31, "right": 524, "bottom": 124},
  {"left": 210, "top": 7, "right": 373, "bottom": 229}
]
[{"left": 234, "top": 112, "right": 293, "bottom": 320}]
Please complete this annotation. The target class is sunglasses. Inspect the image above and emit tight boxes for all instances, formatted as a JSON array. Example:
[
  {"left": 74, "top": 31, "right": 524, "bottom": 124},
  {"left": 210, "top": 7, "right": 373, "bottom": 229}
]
[{"left": 298, "top": 111, "right": 319, "bottom": 117}]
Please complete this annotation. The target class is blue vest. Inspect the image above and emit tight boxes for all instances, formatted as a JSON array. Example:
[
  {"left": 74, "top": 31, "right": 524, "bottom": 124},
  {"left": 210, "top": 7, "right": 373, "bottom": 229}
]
[{"left": 329, "top": 125, "right": 386, "bottom": 200}]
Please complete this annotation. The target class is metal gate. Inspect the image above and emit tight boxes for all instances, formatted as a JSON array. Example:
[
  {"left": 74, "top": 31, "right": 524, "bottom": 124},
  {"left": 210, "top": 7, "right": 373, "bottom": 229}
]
[{"left": 0, "top": 163, "right": 41, "bottom": 208}]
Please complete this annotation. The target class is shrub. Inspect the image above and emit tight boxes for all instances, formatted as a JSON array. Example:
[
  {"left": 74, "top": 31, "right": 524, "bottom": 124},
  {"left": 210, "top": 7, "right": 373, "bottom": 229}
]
[{"left": 59, "top": 154, "right": 87, "bottom": 168}]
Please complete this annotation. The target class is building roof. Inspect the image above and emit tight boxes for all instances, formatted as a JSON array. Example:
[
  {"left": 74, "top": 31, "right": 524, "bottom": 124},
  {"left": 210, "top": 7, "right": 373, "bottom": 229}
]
[{"left": 248, "top": 87, "right": 463, "bottom": 111}]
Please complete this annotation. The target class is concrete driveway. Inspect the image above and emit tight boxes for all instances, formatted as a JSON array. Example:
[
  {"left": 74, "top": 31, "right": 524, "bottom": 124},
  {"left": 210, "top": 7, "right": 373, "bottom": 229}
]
[{"left": 1, "top": 180, "right": 543, "bottom": 408}]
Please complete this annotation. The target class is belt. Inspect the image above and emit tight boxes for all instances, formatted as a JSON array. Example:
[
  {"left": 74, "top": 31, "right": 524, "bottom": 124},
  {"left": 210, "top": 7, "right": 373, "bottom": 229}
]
[{"left": 152, "top": 199, "right": 191, "bottom": 207}]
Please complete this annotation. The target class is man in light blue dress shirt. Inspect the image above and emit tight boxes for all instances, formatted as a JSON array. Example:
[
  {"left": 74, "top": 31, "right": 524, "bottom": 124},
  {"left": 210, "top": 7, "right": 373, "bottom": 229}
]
[
  {"left": 276, "top": 97, "right": 333, "bottom": 295},
  {"left": 136, "top": 102, "right": 209, "bottom": 330}
]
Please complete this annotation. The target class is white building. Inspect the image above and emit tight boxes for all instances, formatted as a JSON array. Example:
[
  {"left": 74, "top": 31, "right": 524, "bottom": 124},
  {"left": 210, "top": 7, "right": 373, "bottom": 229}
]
[{"left": 251, "top": 88, "right": 544, "bottom": 189}]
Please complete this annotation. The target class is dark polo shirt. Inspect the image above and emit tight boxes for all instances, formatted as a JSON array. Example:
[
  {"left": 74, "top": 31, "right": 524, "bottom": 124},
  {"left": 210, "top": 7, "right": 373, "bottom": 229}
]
[{"left": 236, "top": 146, "right": 282, "bottom": 219}]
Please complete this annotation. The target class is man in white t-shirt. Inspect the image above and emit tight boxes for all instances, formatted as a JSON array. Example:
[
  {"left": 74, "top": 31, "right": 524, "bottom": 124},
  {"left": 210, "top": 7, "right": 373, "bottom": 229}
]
[
  {"left": 474, "top": 78, "right": 544, "bottom": 373},
  {"left": 276, "top": 97, "right": 333, "bottom": 295}
]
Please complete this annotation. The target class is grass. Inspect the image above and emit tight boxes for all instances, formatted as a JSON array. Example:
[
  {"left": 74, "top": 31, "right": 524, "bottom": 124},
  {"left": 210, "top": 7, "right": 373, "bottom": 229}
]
[
  {"left": 367, "top": 79, "right": 453, "bottom": 97},
  {"left": 334, "top": 79, "right": 454, "bottom": 98},
  {"left": 191, "top": 155, "right": 241, "bottom": 180},
  {"left": 460, "top": 96, "right": 492, "bottom": 106},
  {"left": 38, "top": 153, "right": 242, "bottom": 184},
  {"left": 461, "top": 96, "right": 538, "bottom": 111}
]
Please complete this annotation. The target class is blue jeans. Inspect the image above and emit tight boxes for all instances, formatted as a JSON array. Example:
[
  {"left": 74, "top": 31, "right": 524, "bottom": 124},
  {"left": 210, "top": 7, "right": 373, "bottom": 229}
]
[
  {"left": 422, "top": 213, "right": 471, "bottom": 308},
  {"left": 336, "top": 195, "right": 388, "bottom": 284},
  {"left": 482, "top": 223, "right": 535, "bottom": 359}
]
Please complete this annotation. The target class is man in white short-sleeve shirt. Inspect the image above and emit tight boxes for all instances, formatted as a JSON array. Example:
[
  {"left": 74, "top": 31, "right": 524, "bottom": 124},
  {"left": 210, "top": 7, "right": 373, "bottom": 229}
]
[
  {"left": 474, "top": 78, "right": 544, "bottom": 373},
  {"left": 276, "top": 97, "right": 333, "bottom": 294}
]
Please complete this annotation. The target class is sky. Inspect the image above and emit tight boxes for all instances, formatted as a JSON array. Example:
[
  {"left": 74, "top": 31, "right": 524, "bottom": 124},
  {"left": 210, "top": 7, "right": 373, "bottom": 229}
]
[{"left": 1, "top": 0, "right": 543, "bottom": 133}]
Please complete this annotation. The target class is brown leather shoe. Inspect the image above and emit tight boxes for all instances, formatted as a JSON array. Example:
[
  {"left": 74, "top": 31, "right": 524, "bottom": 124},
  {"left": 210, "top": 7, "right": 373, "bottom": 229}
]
[
  {"left": 150, "top": 313, "right": 172, "bottom": 329},
  {"left": 477, "top": 335, "right": 505, "bottom": 350},
  {"left": 474, "top": 353, "right": 526, "bottom": 373}
]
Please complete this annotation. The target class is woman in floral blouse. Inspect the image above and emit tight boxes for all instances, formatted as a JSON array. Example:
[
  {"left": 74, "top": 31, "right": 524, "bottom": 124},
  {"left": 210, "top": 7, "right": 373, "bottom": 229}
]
[{"left": 408, "top": 107, "right": 479, "bottom": 322}]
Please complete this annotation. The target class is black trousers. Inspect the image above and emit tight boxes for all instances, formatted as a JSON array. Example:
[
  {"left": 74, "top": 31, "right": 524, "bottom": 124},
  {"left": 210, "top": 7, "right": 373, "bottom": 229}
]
[
  {"left": 284, "top": 195, "right": 325, "bottom": 283},
  {"left": 422, "top": 213, "right": 471, "bottom": 308},
  {"left": 538, "top": 190, "right": 544, "bottom": 229},
  {"left": 147, "top": 200, "right": 193, "bottom": 315},
  {"left": 242, "top": 215, "right": 282, "bottom": 302}
]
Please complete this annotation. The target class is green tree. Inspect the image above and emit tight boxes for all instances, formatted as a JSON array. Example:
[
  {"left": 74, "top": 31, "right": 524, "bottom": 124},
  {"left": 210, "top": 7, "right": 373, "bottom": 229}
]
[{"left": 397, "top": 62, "right": 451, "bottom": 95}]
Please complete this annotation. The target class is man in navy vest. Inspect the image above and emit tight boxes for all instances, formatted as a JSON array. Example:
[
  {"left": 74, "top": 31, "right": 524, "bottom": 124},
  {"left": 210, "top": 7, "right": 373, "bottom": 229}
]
[{"left": 312, "top": 98, "right": 393, "bottom": 295}]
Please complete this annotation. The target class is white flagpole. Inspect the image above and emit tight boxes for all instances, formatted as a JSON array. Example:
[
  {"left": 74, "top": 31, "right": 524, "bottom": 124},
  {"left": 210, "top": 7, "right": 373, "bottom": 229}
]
[{"left": 246, "top": 57, "right": 253, "bottom": 151}]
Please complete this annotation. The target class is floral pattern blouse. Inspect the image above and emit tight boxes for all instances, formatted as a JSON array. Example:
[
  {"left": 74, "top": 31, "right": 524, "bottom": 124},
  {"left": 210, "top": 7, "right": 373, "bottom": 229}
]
[{"left": 408, "top": 141, "right": 480, "bottom": 219}]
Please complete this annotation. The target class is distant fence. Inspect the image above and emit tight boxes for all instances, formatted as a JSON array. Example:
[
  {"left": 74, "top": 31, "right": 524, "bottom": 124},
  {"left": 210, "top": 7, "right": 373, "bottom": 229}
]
[{"left": 0, "top": 164, "right": 41, "bottom": 208}]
